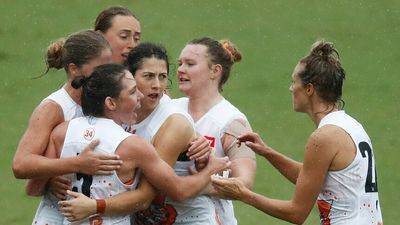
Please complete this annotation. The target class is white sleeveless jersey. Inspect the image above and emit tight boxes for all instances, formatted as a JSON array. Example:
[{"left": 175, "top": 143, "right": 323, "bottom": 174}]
[
  {"left": 132, "top": 99, "right": 219, "bottom": 225},
  {"left": 32, "top": 88, "right": 83, "bottom": 225},
  {"left": 317, "top": 111, "right": 383, "bottom": 225},
  {"left": 61, "top": 117, "right": 139, "bottom": 225},
  {"left": 171, "top": 97, "right": 248, "bottom": 225},
  {"left": 42, "top": 87, "right": 83, "bottom": 120},
  {"left": 159, "top": 93, "right": 172, "bottom": 104},
  {"left": 133, "top": 97, "right": 193, "bottom": 142}
]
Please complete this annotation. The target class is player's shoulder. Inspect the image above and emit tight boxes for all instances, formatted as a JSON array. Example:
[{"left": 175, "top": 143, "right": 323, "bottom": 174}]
[
  {"left": 165, "top": 113, "right": 192, "bottom": 128},
  {"left": 159, "top": 114, "right": 194, "bottom": 142},
  {"left": 28, "top": 100, "right": 64, "bottom": 129},
  {"left": 314, "top": 124, "right": 348, "bottom": 139},
  {"left": 121, "top": 135, "right": 154, "bottom": 155},
  {"left": 39, "top": 98, "right": 63, "bottom": 111},
  {"left": 308, "top": 124, "right": 348, "bottom": 152},
  {"left": 33, "top": 99, "right": 63, "bottom": 119}
]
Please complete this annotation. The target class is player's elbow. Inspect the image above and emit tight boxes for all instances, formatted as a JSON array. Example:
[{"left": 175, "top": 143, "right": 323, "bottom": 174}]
[
  {"left": 286, "top": 210, "right": 308, "bottom": 225},
  {"left": 140, "top": 197, "right": 154, "bottom": 211},
  {"left": 134, "top": 200, "right": 152, "bottom": 212},
  {"left": 166, "top": 187, "right": 193, "bottom": 202},
  {"left": 12, "top": 159, "right": 28, "bottom": 179},
  {"left": 167, "top": 192, "right": 187, "bottom": 202},
  {"left": 25, "top": 189, "right": 40, "bottom": 196},
  {"left": 25, "top": 185, "right": 45, "bottom": 196},
  {"left": 244, "top": 179, "right": 254, "bottom": 190},
  {"left": 288, "top": 216, "right": 306, "bottom": 225}
]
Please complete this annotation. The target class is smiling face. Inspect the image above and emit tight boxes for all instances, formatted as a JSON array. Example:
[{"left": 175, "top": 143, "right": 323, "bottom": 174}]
[
  {"left": 102, "top": 15, "right": 141, "bottom": 64},
  {"left": 113, "top": 71, "right": 143, "bottom": 125},
  {"left": 177, "top": 44, "right": 215, "bottom": 97},
  {"left": 289, "top": 63, "right": 309, "bottom": 112},
  {"left": 133, "top": 57, "right": 168, "bottom": 115}
]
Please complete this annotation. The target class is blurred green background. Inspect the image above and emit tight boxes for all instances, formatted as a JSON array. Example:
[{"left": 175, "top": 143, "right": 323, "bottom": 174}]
[{"left": 1, "top": 1, "right": 398, "bottom": 224}]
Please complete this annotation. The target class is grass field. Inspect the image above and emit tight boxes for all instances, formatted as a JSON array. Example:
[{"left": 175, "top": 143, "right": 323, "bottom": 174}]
[{"left": 1, "top": 1, "right": 399, "bottom": 224}]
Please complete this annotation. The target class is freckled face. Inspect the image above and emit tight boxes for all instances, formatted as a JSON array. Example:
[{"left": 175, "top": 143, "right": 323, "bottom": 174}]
[
  {"left": 102, "top": 15, "right": 141, "bottom": 64},
  {"left": 177, "top": 44, "right": 214, "bottom": 97},
  {"left": 289, "top": 63, "right": 308, "bottom": 112}
]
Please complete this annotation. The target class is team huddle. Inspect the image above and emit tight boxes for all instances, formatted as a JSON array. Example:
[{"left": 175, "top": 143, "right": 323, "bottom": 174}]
[{"left": 12, "top": 6, "right": 383, "bottom": 225}]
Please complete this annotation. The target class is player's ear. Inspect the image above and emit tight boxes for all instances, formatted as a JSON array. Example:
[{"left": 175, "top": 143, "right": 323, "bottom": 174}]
[
  {"left": 210, "top": 64, "right": 222, "bottom": 80},
  {"left": 105, "top": 96, "right": 117, "bottom": 111},
  {"left": 306, "top": 83, "right": 314, "bottom": 96},
  {"left": 67, "top": 63, "right": 80, "bottom": 77}
]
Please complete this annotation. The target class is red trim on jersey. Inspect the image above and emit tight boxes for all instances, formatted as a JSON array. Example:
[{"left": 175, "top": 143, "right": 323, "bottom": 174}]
[
  {"left": 317, "top": 199, "right": 332, "bottom": 225},
  {"left": 204, "top": 136, "right": 216, "bottom": 148}
]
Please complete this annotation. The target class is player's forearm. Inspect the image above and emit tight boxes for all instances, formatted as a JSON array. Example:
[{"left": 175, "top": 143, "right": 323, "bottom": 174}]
[
  {"left": 13, "top": 155, "right": 78, "bottom": 179},
  {"left": 263, "top": 150, "right": 302, "bottom": 184},
  {"left": 164, "top": 171, "right": 212, "bottom": 202},
  {"left": 242, "top": 191, "right": 308, "bottom": 224},
  {"left": 105, "top": 180, "right": 156, "bottom": 215},
  {"left": 199, "top": 183, "right": 215, "bottom": 195},
  {"left": 104, "top": 192, "right": 154, "bottom": 215},
  {"left": 230, "top": 158, "right": 256, "bottom": 189}
]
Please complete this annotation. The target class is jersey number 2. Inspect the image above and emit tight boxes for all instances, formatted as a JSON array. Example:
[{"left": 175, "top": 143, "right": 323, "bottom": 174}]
[
  {"left": 72, "top": 153, "right": 93, "bottom": 197},
  {"left": 359, "top": 141, "right": 378, "bottom": 193},
  {"left": 72, "top": 173, "right": 93, "bottom": 197}
]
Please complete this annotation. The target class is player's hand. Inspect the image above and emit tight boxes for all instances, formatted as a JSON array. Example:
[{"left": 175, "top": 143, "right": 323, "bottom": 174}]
[
  {"left": 49, "top": 176, "right": 71, "bottom": 200},
  {"left": 77, "top": 139, "right": 123, "bottom": 175},
  {"left": 205, "top": 154, "right": 231, "bottom": 175},
  {"left": 211, "top": 176, "right": 248, "bottom": 200},
  {"left": 195, "top": 158, "right": 208, "bottom": 171},
  {"left": 237, "top": 132, "right": 271, "bottom": 157},
  {"left": 187, "top": 135, "right": 212, "bottom": 161},
  {"left": 58, "top": 190, "right": 97, "bottom": 222}
]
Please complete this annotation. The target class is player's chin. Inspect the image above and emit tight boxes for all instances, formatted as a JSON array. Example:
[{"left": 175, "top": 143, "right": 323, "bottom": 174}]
[{"left": 178, "top": 85, "right": 190, "bottom": 95}]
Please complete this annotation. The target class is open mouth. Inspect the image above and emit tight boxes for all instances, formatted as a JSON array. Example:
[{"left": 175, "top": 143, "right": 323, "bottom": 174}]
[
  {"left": 121, "top": 52, "right": 129, "bottom": 60},
  {"left": 148, "top": 93, "right": 160, "bottom": 100}
]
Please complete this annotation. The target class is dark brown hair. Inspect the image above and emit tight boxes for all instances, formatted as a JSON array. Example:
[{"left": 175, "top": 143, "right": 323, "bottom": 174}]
[
  {"left": 124, "top": 42, "right": 170, "bottom": 75},
  {"left": 299, "top": 40, "right": 346, "bottom": 105},
  {"left": 72, "top": 64, "right": 127, "bottom": 117},
  {"left": 45, "top": 29, "right": 110, "bottom": 75}
]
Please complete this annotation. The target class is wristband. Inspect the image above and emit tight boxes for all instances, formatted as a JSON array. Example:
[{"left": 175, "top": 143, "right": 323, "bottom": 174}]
[{"left": 96, "top": 199, "right": 106, "bottom": 214}]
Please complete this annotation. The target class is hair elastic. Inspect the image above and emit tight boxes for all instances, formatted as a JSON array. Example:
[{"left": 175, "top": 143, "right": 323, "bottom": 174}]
[{"left": 222, "top": 42, "right": 234, "bottom": 62}]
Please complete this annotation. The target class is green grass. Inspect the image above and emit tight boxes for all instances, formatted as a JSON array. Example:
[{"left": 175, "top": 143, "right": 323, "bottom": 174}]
[{"left": 1, "top": 0, "right": 398, "bottom": 224}]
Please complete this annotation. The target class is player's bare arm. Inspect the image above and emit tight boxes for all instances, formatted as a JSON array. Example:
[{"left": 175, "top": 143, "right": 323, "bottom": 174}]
[{"left": 238, "top": 131, "right": 302, "bottom": 184}]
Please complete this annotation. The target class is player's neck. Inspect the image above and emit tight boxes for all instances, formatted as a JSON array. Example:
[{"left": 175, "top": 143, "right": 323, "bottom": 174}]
[
  {"left": 188, "top": 92, "right": 223, "bottom": 122},
  {"left": 310, "top": 103, "right": 338, "bottom": 127},
  {"left": 64, "top": 83, "right": 81, "bottom": 105}
]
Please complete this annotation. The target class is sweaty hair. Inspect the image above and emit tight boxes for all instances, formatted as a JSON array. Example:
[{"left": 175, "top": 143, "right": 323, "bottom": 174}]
[
  {"left": 298, "top": 40, "right": 346, "bottom": 105},
  {"left": 45, "top": 29, "right": 110, "bottom": 75},
  {"left": 124, "top": 42, "right": 170, "bottom": 74},
  {"left": 94, "top": 6, "right": 138, "bottom": 33},
  {"left": 71, "top": 64, "right": 127, "bottom": 117},
  {"left": 189, "top": 37, "right": 242, "bottom": 92}
]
